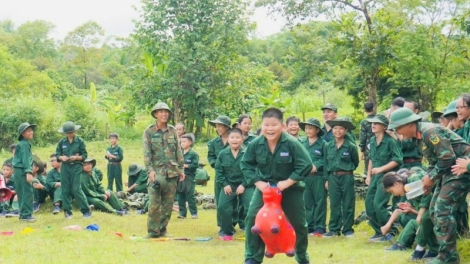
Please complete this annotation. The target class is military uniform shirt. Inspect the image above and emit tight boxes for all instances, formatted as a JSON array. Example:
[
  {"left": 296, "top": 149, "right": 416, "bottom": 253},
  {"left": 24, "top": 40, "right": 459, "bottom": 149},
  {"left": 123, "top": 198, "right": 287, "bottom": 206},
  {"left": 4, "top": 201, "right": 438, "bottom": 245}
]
[
  {"left": 243, "top": 134, "right": 257, "bottom": 147},
  {"left": 12, "top": 139, "right": 33, "bottom": 173},
  {"left": 46, "top": 168, "right": 61, "bottom": 192},
  {"left": 301, "top": 137, "right": 325, "bottom": 179},
  {"left": 321, "top": 125, "right": 356, "bottom": 143},
  {"left": 400, "top": 138, "right": 423, "bottom": 160},
  {"left": 241, "top": 132, "right": 312, "bottom": 186},
  {"left": 105, "top": 145, "right": 123, "bottom": 163},
  {"left": 55, "top": 136, "right": 87, "bottom": 164},
  {"left": 183, "top": 148, "right": 199, "bottom": 178},
  {"left": 80, "top": 171, "right": 106, "bottom": 200},
  {"left": 216, "top": 147, "right": 247, "bottom": 187},
  {"left": 369, "top": 134, "right": 403, "bottom": 177},
  {"left": 207, "top": 137, "right": 229, "bottom": 168},
  {"left": 323, "top": 139, "right": 359, "bottom": 174}
]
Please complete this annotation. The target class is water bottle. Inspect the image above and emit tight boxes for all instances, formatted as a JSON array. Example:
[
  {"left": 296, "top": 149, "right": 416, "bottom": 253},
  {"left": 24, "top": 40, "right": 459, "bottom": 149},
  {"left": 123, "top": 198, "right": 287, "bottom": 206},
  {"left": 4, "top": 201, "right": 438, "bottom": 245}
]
[{"left": 404, "top": 180, "right": 424, "bottom": 200}]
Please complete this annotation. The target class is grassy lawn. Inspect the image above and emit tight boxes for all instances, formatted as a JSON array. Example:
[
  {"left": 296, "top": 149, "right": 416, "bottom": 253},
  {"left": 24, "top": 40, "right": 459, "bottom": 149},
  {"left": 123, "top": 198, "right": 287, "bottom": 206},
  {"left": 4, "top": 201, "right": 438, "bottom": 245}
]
[{"left": 1, "top": 140, "right": 470, "bottom": 263}]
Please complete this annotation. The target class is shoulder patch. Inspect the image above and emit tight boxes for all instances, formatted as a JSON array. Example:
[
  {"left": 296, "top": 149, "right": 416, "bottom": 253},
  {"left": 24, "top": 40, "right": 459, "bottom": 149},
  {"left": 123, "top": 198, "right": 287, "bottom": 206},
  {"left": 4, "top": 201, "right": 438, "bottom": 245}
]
[{"left": 429, "top": 134, "right": 440, "bottom": 145}]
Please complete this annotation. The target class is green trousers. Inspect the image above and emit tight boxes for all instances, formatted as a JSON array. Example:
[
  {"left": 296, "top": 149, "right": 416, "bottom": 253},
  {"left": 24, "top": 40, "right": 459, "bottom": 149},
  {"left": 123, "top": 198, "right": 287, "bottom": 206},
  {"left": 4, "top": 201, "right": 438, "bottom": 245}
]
[
  {"left": 417, "top": 210, "right": 439, "bottom": 253},
  {"left": 365, "top": 174, "right": 395, "bottom": 235},
  {"left": 107, "top": 164, "right": 123, "bottom": 192},
  {"left": 14, "top": 168, "right": 34, "bottom": 217},
  {"left": 135, "top": 184, "right": 148, "bottom": 194},
  {"left": 49, "top": 187, "right": 62, "bottom": 204},
  {"left": 304, "top": 176, "right": 327, "bottom": 232},
  {"left": 61, "top": 163, "right": 90, "bottom": 215},
  {"left": 147, "top": 177, "right": 177, "bottom": 237},
  {"left": 34, "top": 188, "right": 48, "bottom": 204},
  {"left": 86, "top": 190, "right": 123, "bottom": 214},
  {"left": 327, "top": 174, "right": 355, "bottom": 234},
  {"left": 430, "top": 178, "right": 470, "bottom": 263},
  {"left": 397, "top": 215, "right": 418, "bottom": 247},
  {"left": 245, "top": 187, "right": 309, "bottom": 264},
  {"left": 214, "top": 181, "right": 238, "bottom": 228},
  {"left": 218, "top": 185, "right": 254, "bottom": 235},
  {"left": 177, "top": 180, "right": 197, "bottom": 217}
]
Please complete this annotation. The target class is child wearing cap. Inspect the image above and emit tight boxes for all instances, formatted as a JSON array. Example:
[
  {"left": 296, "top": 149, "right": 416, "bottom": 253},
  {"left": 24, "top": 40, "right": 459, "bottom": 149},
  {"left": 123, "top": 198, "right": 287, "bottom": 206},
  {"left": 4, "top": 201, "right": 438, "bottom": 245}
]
[
  {"left": 320, "top": 103, "right": 356, "bottom": 143},
  {"left": 323, "top": 117, "right": 359, "bottom": 238},
  {"left": 55, "top": 121, "right": 92, "bottom": 219},
  {"left": 105, "top": 133, "right": 124, "bottom": 192},
  {"left": 80, "top": 158, "right": 126, "bottom": 216},
  {"left": 12, "top": 122, "right": 36, "bottom": 222},
  {"left": 126, "top": 164, "right": 148, "bottom": 194},
  {"left": 299, "top": 118, "right": 327, "bottom": 235},
  {"left": 365, "top": 114, "right": 403, "bottom": 242},
  {"left": 177, "top": 134, "right": 199, "bottom": 219}
]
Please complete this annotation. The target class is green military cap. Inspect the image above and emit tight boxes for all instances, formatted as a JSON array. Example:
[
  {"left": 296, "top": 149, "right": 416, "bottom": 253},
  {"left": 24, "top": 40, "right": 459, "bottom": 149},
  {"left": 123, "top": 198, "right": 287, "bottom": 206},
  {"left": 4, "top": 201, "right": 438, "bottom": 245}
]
[
  {"left": 83, "top": 158, "right": 96, "bottom": 168},
  {"left": 150, "top": 102, "right": 172, "bottom": 118},
  {"left": 109, "top": 132, "right": 119, "bottom": 139},
  {"left": 326, "top": 117, "right": 356, "bottom": 130},
  {"left": 321, "top": 103, "right": 338, "bottom": 112},
  {"left": 366, "top": 114, "right": 389, "bottom": 126},
  {"left": 388, "top": 108, "right": 422, "bottom": 130},
  {"left": 443, "top": 100, "right": 458, "bottom": 117},
  {"left": 208, "top": 115, "right": 231, "bottom": 128},
  {"left": 418, "top": 111, "right": 431, "bottom": 122},
  {"left": 431, "top": 110, "right": 445, "bottom": 119},
  {"left": 32, "top": 155, "right": 44, "bottom": 175},
  {"left": 299, "top": 118, "right": 324, "bottom": 136},
  {"left": 58, "top": 121, "right": 81, "bottom": 133},
  {"left": 127, "top": 164, "right": 143, "bottom": 176},
  {"left": 18, "top": 122, "right": 37, "bottom": 140}
]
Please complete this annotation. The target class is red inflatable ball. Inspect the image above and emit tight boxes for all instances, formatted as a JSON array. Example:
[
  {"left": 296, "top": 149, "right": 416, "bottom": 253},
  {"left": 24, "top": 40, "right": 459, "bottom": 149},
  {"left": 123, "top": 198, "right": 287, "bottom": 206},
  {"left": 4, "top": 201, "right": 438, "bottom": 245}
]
[{"left": 251, "top": 186, "right": 296, "bottom": 258}]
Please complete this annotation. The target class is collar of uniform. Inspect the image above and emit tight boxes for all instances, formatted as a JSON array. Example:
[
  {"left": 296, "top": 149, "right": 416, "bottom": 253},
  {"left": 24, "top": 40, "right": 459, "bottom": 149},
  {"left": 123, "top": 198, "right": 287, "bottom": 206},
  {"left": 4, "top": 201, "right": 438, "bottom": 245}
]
[
  {"left": 64, "top": 136, "right": 79, "bottom": 143},
  {"left": 258, "top": 132, "right": 288, "bottom": 145},
  {"left": 154, "top": 122, "right": 169, "bottom": 132}
]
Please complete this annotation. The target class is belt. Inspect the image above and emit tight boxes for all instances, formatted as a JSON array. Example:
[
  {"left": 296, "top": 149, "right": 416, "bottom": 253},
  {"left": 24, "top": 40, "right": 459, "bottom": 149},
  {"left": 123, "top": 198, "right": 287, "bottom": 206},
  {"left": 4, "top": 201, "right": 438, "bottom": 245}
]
[
  {"left": 333, "top": 171, "right": 353, "bottom": 176},
  {"left": 403, "top": 158, "right": 422, "bottom": 163},
  {"left": 63, "top": 162, "right": 82, "bottom": 165},
  {"left": 109, "top": 162, "right": 121, "bottom": 165}
]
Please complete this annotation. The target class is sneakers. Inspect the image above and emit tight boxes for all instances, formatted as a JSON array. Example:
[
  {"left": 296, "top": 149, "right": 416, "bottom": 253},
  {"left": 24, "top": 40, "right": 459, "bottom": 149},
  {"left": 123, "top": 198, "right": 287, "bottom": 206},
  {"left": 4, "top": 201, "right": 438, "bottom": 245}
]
[
  {"left": 33, "top": 202, "right": 40, "bottom": 213},
  {"left": 19, "top": 215, "right": 36, "bottom": 222},
  {"left": 219, "top": 235, "right": 233, "bottom": 241},
  {"left": 52, "top": 205, "right": 60, "bottom": 215},
  {"left": 422, "top": 251, "right": 438, "bottom": 260},
  {"left": 373, "top": 233, "right": 394, "bottom": 243},
  {"left": 64, "top": 211, "right": 72, "bottom": 219},
  {"left": 0, "top": 211, "right": 6, "bottom": 217},
  {"left": 5, "top": 210, "right": 19, "bottom": 218},
  {"left": 368, "top": 233, "right": 383, "bottom": 242},
  {"left": 136, "top": 209, "right": 146, "bottom": 215},
  {"left": 344, "top": 231, "right": 354, "bottom": 238},
  {"left": 177, "top": 215, "right": 186, "bottom": 219},
  {"left": 116, "top": 210, "right": 125, "bottom": 216},
  {"left": 191, "top": 214, "right": 198, "bottom": 219},
  {"left": 386, "top": 243, "right": 407, "bottom": 251},
  {"left": 244, "top": 259, "right": 261, "bottom": 264},
  {"left": 322, "top": 231, "right": 339, "bottom": 238},
  {"left": 410, "top": 250, "right": 426, "bottom": 261},
  {"left": 82, "top": 212, "right": 92, "bottom": 219}
]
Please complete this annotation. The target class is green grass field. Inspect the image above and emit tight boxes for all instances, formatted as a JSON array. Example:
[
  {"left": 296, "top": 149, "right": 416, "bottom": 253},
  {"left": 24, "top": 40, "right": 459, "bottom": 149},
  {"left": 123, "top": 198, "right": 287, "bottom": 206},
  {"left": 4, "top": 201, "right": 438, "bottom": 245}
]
[{"left": 1, "top": 140, "right": 470, "bottom": 264}]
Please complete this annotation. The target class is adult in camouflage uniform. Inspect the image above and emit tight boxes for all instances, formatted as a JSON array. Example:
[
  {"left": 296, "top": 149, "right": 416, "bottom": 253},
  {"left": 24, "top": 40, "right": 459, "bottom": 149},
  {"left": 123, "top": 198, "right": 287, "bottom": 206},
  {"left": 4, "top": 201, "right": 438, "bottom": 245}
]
[
  {"left": 359, "top": 102, "right": 376, "bottom": 174},
  {"left": 389, "top": 107, "right": 470, "bottom": 264},
  {"left": 143, "top": 102, "right": 185, "bottom": 238}
]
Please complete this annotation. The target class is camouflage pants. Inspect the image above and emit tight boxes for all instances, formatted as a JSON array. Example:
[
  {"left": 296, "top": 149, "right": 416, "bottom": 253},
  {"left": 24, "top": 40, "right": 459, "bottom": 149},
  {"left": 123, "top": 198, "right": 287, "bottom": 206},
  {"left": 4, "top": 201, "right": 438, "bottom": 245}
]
[
  {"left": 147, "top": 177, "right": 177, "bottom": 237},
  {"left": 430, "top": 178, "right": 470, "bottom": 264}
]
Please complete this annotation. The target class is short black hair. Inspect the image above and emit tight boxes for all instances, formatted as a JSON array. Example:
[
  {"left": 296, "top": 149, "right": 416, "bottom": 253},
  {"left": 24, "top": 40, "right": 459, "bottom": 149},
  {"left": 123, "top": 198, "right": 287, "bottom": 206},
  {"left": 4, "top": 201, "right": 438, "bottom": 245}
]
[
  {"left": 256, "top": 128, "right": 262, "bottom": 136},
  {"left": 406, "top": 100, "right": 419, "bottom": 110},
  {"left": 109, "top": 133, "right": 119, "bottom": 139},
  {"left": 364, "top": 102, "right": 375, "bottom": 112},
  {"left": 50, "top": 153, "right": 56, "bottom": 158},
  {"left": 2, "top": 162, "right": 12, "bottom": 168},
  {"left": 228, "top": 128, "right": 243, "bottom": 136},
  {"left": 262, "top": 108, "right": 283, "bottom": 122},
  {"left": 237, "top": 114, "right": 252, "bottom": 124},
  {"left": 180, "top": 134, "right": 193, "bottom": 142},
  {"left": 391, "top": 97, "right": 405, "bottom": 108},
  {"left": 286, "top": 116, "right": 300, "bottom": 125},
  {"left": 10, "top": 144, "right": 17, "bottom": 151}
]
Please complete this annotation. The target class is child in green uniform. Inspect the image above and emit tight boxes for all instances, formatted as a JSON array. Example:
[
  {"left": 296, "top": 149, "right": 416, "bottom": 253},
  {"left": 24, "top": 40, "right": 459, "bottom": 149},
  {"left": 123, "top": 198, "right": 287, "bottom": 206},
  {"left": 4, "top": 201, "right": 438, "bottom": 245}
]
[
  {"left": 1, "top": 163, "right": 18, "bottom": 216},
  {"left": 299, "top": 118, "right": 327, "bottom": 235},
  {"left": 177, "top": 134, "right": 199, "bottom": 219},
  {"left": 126, "top": 164, "right": 148, "bottom": 194},
  {"left": 3, "top": 144, "right": 16, "bottom": 165},
  {"left": 286, "top": 116, "right": 302, "bottom": 140},
  {"left": 207, "top": 115, "right": 231, "bottom": 230},
  {"left": 105, "top": 133, "right": 124, "bottom": 191},
  {"left": 13, "top": 122, "right": 36, "bottom": 222},
  {"left": 80, "top": 158, "right": 125, "bottom": 216},
  {"left": 323, "top": 117, "right": 359, "bottom": 238},
  {"left": 216, "top": 128, "right": 254, "bottom": 239},
  {"left": 365, "top": 114, "right": 403, "bottom": 242},
  {"left": 56, "top": 121, "right": 91, "bottom": 219},
  {"left": 46, "top": 153, "right": 62, "bottom": 214},
  {"left": 234, "top": 114, "right": 256, "bottom": 146},
  {"left": 241, "top": 108, "right": 312, "bottom": 264},
  {"left": 31, "top": 157, "right": 47, "bottom": 213},
  {"left": 383, "top": 168, "right": 438, "bottom": 261}
]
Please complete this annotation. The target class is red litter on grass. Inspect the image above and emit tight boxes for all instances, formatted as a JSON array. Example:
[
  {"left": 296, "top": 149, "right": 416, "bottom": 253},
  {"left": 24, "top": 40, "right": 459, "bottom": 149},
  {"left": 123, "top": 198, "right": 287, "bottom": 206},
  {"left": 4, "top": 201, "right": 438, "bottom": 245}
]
[
  {"left": 113, "top": 232, "right": 123, "bottom": 238},
  {"left": 0, "top": 231, "right": 14, "bottom": 236}
]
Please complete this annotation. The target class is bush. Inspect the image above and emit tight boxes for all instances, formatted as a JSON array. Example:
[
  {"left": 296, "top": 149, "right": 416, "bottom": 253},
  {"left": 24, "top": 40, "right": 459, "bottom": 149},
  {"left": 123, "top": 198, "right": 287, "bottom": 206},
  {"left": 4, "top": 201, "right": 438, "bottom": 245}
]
[
  {"left": 0, "top": 96, "right": 64, "bottom": 148},
  {"left": 62, "top": 96, "right": 107, "bottom": 141}
]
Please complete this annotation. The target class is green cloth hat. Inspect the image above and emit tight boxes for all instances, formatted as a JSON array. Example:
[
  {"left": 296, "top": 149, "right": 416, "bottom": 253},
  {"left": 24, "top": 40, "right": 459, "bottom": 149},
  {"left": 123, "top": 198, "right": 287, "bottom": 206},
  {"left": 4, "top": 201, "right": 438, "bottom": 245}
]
[
  {"left": 33, "top": 155, "right": 44, "bottom": 175},
  {"left": 443, "top": 100, "right": 458, "bottom": 117},
  {"left": 58, "top": 121, "right": 81, "bottom": 133},
  {"left": 83, "top": 158, "right": 96, "bottom": 168},
  {"left": 366, "top": 114, "right": 389, "bottom": 126},
  {"left": 209, "top": 115, "right": 231, "bottom": 128},
  {"left": 388, "top": 108, "right": 422, "bottom": 130},
  {"left": 150, "top": 102, "right": 172, "bottom": 118},
  {"left": 17, "top": 122, "right": 37, "bottom": 140},
  {"left": 299, "top": 118, "right": 324, "bottom": 136},
  {"left": 431, "top": 110, "right": 445, "bottom": 119},
  {"left": 326, "top": 117, "right": 355, "bottom": 130},
  {"left": 127, "top": 164, "right": 143, "bottom": 176},
  {"left": 321, "top": 103, "right": 338, "bottom": 112}
]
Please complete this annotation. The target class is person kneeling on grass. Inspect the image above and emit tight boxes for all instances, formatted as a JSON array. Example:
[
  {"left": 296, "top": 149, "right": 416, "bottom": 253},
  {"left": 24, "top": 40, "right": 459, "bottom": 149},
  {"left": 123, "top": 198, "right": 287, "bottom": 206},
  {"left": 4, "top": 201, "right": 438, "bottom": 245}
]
[
  {"left": 80, "top": 158, "right": 126, "bottom": 216},
  {"left": 382, "top": 168, "right": 438, "bottom": 262},
  {"left": 31, "top": 156, "right": 48, "bottom": 213}
]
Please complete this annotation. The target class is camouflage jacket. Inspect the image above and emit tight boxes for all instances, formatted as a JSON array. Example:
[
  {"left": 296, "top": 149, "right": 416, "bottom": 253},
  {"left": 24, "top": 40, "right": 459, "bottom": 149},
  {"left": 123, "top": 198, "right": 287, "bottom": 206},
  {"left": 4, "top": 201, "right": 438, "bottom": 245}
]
[
  {"left": 359, "top": 114, "right": 375, "bottom": 153},
  {"left": 418, "top": 122, "right": 470, "bottom": 183},
  {"left": 143, "top": 123, "right": 184, "bottom": 178}
]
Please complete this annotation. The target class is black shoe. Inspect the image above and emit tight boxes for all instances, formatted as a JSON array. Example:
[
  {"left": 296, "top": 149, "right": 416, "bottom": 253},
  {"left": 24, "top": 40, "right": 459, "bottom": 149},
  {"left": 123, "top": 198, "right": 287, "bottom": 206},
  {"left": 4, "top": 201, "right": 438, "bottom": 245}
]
[
  {"left": 19, "top": 215, "right": 36, "bottom": 222},
  {"left": 322, "top": 231, "right": 339, "bottom": 238},
  {"left": 386, "top": 244, "right": 407, "bottom": 251},
  {"left": 244, "top": 259, "right": 261, "bottom": 264},
  {"left": 64, "top": 211, "right": 72, "bottom": 219},
  {"left": 116, "top": 210, "right": 125, "bottom": 216},
  {"left": 82, "top": 212, "right": 92, "bottom": 219},
  {"left": 33, "top": 202, "right": 40, "bottom": 213},
  {"left": 52, "top": 205, "right": 60, "bottom": 215},
  {"left": 410, "top": 250, "right": 426, "bottom": 261},
  {"left": 5, "top": 210, "right": 19, "bottom": 218},
  {"left": 422, "top": 251, "right": 438, "bottom": 259}
]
